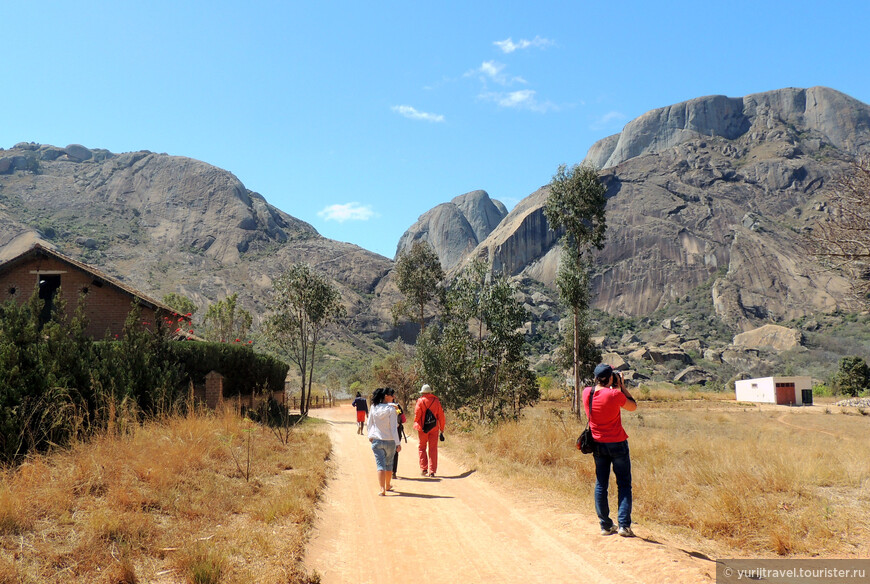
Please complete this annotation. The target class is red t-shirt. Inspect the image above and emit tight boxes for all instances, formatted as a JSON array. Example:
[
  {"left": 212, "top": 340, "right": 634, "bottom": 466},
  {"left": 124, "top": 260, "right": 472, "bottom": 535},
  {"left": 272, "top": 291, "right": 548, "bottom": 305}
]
[{"left": 582, "top": 386, "right": 628, "bottom": 443}]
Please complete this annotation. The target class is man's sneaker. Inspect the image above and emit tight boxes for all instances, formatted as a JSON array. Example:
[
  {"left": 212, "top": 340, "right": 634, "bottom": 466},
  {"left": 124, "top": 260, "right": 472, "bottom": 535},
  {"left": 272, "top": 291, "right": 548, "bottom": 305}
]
[
  {"left": 421, "top": 469, "right": 429, "bottom": 476},
  {"left": 600, "top": 526, "right": 618, "bottom": 536},
  {"left": 617, "top": 526, "right": 635, "bottom": 538}
]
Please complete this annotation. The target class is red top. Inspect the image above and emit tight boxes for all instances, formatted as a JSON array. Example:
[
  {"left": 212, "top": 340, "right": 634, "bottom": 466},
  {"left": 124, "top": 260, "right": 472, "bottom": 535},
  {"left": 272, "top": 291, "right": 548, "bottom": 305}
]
[
  {"left": 414, "top": 394, "right": 446, "bottom": 433},
  {"left": 582, "top": 385, "right": 628, "bottom": 443}
]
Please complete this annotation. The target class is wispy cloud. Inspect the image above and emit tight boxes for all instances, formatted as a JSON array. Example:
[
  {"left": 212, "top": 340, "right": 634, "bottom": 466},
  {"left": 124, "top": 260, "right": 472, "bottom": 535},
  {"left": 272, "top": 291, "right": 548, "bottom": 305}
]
[
  {"left": 493, "top": 36, "right": 554, "bottom": 54},
  {"left": 391, "top": 105, "right": 445, "bottom": 122},
  {"left": 591, "top": 110, "right": 627, "bottom": 130},
  {"left": 317, "top": 202, "right": 377, "bottom": 223},
  {"left": 465, "top": 61, "right": 526, "bottom": 86},
  {"left": 479, "top": 89, "right": 557, "bottom": 113}
]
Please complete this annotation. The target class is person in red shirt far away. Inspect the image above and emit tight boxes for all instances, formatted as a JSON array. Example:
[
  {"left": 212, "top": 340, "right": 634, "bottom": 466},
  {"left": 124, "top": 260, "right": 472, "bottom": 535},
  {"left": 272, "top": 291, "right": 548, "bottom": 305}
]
[
  {"left": 414, "top": 384, "right": 446, "bottom": 477},
  {"left": 583, "top": 363, "right": 638, "bottom": 537}
]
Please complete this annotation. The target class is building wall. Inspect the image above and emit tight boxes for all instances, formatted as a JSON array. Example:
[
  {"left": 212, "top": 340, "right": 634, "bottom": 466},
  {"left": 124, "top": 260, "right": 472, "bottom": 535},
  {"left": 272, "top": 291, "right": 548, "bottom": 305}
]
[
  {"left": 0, "top": 256, "right": 159, "bottom": 339},
  {"left": 735, "top": 376, "right": 813, "bottom": 405}
]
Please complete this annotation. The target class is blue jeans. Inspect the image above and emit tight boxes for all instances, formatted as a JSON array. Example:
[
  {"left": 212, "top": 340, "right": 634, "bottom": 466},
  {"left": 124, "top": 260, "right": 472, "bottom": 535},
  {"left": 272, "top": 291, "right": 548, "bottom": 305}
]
[
  {"left": 371, "top": 439, "right": 397, "bottom": 471},
  {"left": 593, "top": 440, "right": 632, "bottom": 529}
]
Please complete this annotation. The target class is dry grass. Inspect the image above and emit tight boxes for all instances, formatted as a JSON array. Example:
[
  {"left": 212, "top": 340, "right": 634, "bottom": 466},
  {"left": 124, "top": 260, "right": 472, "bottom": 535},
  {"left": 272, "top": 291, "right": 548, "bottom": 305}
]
[
  {"left": 0, "top": 407, "right": 330, "bottom": 583},
  {"left": 451, "top": 397, "right": 870, "bottom": 558}
]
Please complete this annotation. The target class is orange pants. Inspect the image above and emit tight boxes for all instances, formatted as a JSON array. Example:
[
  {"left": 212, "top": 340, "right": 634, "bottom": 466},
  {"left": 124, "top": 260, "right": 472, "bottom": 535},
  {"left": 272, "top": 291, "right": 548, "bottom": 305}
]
[{"left": 418, "top": 429, "right": 440, "bottom": 474}]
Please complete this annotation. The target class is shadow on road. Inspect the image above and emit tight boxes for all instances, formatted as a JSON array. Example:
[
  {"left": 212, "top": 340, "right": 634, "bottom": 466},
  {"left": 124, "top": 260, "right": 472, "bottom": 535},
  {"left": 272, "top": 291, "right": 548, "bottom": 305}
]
[
  {"left": 636, "top": 536, "right": 715, "bottom": 564},
  {"left": 397, "top": 470, "right": 476, "bottom": 483},
  {"left": 394, "top": 491, "right": 453, "bottom": 499}
]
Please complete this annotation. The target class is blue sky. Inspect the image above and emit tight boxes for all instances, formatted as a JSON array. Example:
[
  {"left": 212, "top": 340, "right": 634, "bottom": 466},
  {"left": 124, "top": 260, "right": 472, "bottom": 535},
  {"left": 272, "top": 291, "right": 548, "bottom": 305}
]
[{"left": 4, "top": 1, "right": 870, "bottom": 259}]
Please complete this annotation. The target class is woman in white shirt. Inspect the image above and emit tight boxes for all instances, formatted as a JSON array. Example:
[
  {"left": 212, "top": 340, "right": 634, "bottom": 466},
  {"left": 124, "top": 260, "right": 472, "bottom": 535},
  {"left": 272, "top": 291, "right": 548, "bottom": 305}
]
[{"left": 367, "top": 387, "right": 402, "bottom": 496}]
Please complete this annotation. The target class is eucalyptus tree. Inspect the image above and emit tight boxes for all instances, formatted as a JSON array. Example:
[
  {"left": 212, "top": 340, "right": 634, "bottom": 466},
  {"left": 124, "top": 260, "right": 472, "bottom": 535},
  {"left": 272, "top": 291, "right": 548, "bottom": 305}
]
[
  {"left": 418, "top": 260, "right": 537, "bottom": 423},
  {"left": 263, "top": 264, "right": 345, "bottom": 416},
  {"left": 544, "top": 163, "right": 607, "bottom": 415},
  {"left": 202, "top": 293, "right": 252, "bottom": 342},
  {"left": 392, "top": 240, "right": 445, "bottom": 333}
]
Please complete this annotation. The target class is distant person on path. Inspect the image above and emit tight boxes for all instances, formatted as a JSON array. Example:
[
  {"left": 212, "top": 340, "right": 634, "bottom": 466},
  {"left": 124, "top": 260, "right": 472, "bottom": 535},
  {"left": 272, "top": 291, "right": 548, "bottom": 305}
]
[
  {"left": 414, "top": 384, "right": 446, "bottom": 477},
  {"left": 392, "top": 401, "right": 407, "bottom": 479},
  {"left": 351, "top": 392, "right": 368, "bottom": 435},
  {"left": 584, "top": 364, "right": 638, "bottom": 537},
  {"left": 367, "top": 387, "right": 402, "bottom": 496}
]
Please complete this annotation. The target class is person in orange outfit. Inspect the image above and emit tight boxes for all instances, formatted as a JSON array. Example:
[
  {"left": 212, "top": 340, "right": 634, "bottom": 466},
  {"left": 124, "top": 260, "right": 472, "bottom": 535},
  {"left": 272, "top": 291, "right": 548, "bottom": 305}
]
[{"left": 414, "top": 384, "right": 446, "bottom": 477}]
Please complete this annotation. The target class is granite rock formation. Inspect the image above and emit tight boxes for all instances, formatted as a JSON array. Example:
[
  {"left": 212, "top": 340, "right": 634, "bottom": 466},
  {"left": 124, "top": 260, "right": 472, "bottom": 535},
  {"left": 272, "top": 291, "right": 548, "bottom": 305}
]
[{"left": 395, "top": 190, "right": 507, "bottom": 270}]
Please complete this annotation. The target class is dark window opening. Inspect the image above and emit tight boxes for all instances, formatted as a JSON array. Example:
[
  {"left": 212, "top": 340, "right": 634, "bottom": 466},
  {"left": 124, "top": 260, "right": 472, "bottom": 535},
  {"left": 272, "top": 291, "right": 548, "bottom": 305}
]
[
  {"left": 81, "top": 286, "right": 89, "bottom": 295},
  {"left": 8, "top": 287, "right": 15, "bottom": 296},
  {"left": 38, "top": 275, "right": 61, "bottom": 326}
]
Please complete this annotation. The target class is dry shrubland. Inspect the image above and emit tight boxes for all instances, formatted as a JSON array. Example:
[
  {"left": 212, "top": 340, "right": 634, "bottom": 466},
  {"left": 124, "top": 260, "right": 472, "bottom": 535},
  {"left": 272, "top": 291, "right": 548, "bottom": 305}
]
[
  {"left": 451, "top": 391, "right": 870, "bottom": 557},
  {"left": 0, "top": 407, "right": 329, "bottom": 584}
]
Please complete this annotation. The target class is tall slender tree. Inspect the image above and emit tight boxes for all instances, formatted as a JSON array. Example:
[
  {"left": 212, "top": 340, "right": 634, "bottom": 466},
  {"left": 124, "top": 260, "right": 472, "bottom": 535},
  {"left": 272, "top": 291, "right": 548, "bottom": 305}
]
[
  {"left": 202, "top": 293, "right": 252, "bottom": 342},
  {"left": 263, "top": 264, "right": 345, "bottom": 416},
  {"left": 392, "top": 240, "right": 445, "bottom": 333},
  {"left": 544, "top": 163, "right": 607, "bottom": 416}
]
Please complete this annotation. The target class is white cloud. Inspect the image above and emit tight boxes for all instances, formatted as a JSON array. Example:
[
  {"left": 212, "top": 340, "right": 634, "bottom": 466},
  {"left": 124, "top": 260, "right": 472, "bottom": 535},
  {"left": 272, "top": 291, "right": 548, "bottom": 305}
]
[
  {"left": 494, "top": 36, "right": 554, "bottom": 54},
  {"left": 391, "top": 105, "right": 445, "bottom": 123},
  {"left": 466, "top": 60, "right": 526, "bottom": 87},
  {"left": 591, "top": 110, "right": 627, "bottom": 130},
  {"left": 479, "top": 89, "right": 557, "bottom": 113},
  {"left": 317, "top": 202, "right": 377, "bottom": 223}
]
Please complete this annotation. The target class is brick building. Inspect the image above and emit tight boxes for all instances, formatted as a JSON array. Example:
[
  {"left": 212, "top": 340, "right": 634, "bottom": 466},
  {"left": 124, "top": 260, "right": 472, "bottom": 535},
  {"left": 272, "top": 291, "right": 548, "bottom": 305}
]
[{"left": 0, "top": 243, "right": 187, "bottom": 339}]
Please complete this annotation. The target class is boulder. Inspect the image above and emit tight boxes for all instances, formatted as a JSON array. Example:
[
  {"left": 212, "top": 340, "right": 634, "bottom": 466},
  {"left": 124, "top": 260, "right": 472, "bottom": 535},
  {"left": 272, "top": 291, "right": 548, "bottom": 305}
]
[
  {"left": 733, "top": 324, "right": 803, "bottom": 351},
  {"left": 703, "top": 348, "right": 723, "bottom": 363},
  {"left": 680, "top": 339, "right": 704, "bottom": 353},
  {"left": 628, "top": 347, "right": 651, "bottom": 361},
  {"left": 64, "top": 144, "right": 93, "bottom": 162},
  {"left": 674, "top": 366, "right": 710, "bottom": 385},
  {"left": 531, "top": 291, "right": 553, "bottom": 305},
  {"left": 664, "top": 333, "right": 684, "bottom": 345},
  {"left": 601, "top": 352, "right": 629, "bottom": 371},
  {"left": 621, "top": 332, "right": 640, "bottom": 344},
  {"left": 648, "top": 349, "right": 692, "bottom": 365}
]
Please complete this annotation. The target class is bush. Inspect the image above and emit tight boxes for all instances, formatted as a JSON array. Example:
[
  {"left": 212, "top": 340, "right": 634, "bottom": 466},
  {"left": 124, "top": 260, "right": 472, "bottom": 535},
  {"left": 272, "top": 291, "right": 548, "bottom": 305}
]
[{"left": 830, "top": 356, "right": 870, "bottom": 397}]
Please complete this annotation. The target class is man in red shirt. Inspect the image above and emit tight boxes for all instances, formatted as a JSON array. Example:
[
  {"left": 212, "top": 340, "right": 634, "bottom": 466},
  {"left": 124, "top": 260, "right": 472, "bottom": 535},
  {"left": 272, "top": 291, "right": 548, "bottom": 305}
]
[
  {"left": 582, "top": 363, "right": 638, "bottom": 537},
  {"left": 414, "top": 384, "right": 446, "bottom": 477}
]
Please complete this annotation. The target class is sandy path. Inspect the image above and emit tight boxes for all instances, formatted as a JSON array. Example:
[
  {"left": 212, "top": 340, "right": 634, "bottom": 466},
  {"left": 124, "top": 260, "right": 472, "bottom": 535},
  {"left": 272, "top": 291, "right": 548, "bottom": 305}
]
[{"left": 305, "top": 406, "right": 714, "bottom": 584}]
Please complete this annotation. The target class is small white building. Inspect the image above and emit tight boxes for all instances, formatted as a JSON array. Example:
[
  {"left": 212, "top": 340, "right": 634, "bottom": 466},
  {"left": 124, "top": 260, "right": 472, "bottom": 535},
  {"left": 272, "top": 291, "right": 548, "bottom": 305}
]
[{"left": 734, "top": 376, "right": 813, "bottom": 406}]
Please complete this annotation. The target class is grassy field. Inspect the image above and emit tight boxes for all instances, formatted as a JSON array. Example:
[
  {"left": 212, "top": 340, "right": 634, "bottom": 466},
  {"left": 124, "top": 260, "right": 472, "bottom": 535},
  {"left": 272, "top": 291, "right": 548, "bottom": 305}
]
[
  {"left": 0, "top": 408, "right": 330, "bottom": 584},
  {"left": 448, "top": 388, "right": 870, "bottom": 558}
]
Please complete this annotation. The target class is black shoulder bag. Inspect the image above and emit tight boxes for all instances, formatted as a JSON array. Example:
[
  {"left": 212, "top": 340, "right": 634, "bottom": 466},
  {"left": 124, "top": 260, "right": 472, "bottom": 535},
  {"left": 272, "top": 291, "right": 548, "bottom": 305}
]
[{"left": 576, "top": 388, "right": 597, "bottom": 454}]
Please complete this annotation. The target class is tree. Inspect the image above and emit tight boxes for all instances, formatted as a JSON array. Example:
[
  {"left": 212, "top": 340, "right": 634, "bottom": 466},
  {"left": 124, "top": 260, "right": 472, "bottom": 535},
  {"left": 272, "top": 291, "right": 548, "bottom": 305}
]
[
  {"left": 393, "top": 241, "right": 445, "bottom": 332},
  {"left": 806, "top": 158, "right": 870, "bottom": 303},
  {"left": 263, "top": 264, "right": 345, "bottom": 417},
  {"left": 831, "top": 356, "right": 870, "bottom": 397},
  {"left": 418, "top": 260, "right": 538, "bottom": 423},
  {"left": 543, "top": 163, "right": 607, "bottom": 416},
  {"left": 162, "top": 292, "right": 198, "bottom": 317},
  {"left": 202, "top": 293, "right": 252, "bottom": 342},
  {"left": 372, "top": 340, "right": 420, "bottom": 412}
]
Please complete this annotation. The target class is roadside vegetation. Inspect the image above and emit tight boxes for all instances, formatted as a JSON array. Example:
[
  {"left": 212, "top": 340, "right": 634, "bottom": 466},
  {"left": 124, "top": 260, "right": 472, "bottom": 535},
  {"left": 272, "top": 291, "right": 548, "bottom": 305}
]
[{"left": 0, "top": 407, "right": 329, "bottom": 584}]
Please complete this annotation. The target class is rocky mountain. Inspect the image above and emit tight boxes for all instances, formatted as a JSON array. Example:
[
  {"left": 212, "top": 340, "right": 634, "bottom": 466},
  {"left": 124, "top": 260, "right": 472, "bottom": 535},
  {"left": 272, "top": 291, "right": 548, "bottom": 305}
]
[
  {"left": 0, "top": 143, "right": 394, "bottom": 338},
  {"left": 2, "top": 86, "right": 868, "bottom": 374},
  {"left": 395, "top": 190, "right": 507, "bottom": 270},
  {"left": 456, "top": 87, "right": 868, "bottom": 332}
]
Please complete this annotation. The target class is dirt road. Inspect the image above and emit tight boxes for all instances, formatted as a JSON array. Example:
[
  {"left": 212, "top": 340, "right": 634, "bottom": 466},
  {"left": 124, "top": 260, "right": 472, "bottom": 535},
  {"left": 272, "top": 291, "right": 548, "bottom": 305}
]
[{"left": 305, "top": 406, "right": 713, "bottom": 584}]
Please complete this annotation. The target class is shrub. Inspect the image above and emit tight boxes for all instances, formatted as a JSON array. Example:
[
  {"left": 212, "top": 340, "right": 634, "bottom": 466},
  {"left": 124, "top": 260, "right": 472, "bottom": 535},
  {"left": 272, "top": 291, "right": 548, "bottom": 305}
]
[
  {"left": 830, "top": 356, "right": 870, "bottom": 397},
  {"left": 167, "top": 342, "right": 288, "bottom": 396}
]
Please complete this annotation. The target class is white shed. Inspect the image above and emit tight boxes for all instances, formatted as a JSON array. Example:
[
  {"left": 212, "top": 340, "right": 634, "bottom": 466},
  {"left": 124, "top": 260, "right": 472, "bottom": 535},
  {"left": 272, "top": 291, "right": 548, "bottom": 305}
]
[{"left": 734, "top": 376, "right": 813, "bottom": 406}]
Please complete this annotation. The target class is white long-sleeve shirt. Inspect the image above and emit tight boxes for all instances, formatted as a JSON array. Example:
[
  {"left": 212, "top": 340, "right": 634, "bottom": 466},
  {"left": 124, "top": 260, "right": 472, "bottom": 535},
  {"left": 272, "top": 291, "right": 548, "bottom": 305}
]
[{"left": 367, "top": 403, "right": 400, "bottom": 443}]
